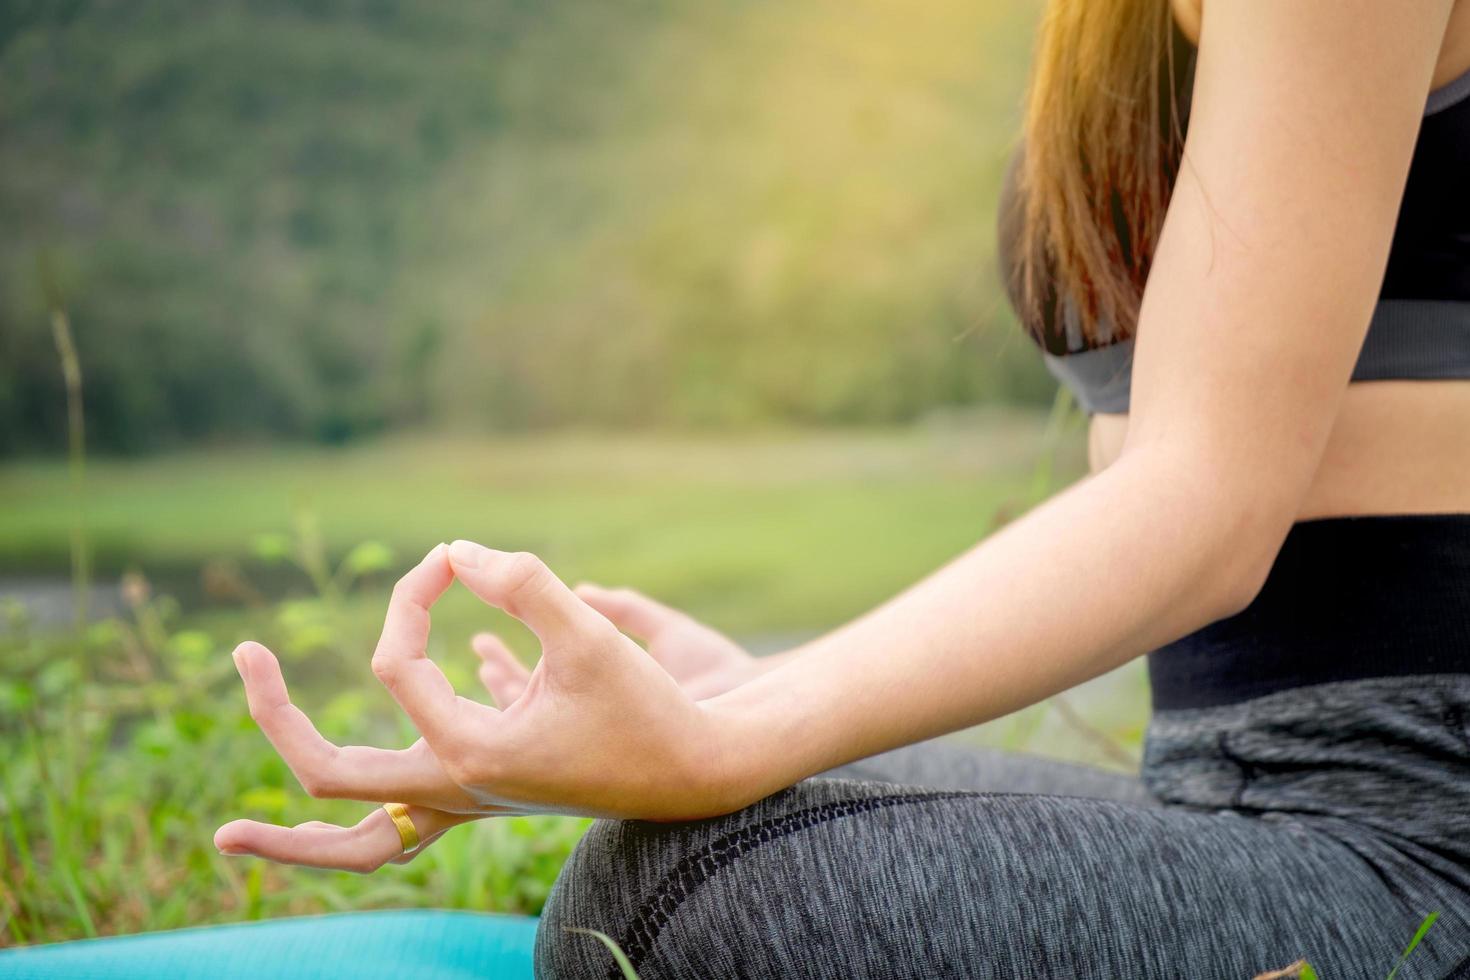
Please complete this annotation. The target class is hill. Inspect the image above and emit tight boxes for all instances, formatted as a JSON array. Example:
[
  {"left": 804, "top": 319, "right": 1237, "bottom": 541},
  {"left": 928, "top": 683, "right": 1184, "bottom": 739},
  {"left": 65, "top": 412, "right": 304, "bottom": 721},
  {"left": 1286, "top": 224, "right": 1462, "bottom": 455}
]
[{"left": 0, "top": 0, "right": 1049, "bottom": 454}]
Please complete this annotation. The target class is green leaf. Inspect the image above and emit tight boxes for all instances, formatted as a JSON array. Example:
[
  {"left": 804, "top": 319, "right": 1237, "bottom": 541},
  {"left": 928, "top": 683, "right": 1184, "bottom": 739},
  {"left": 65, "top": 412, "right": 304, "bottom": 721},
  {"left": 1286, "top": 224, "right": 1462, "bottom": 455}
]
[
  {"left": 275, "top": 598, "right": 328, "bottom": 628},
  {"left": 38, "top": 658, "right": 82, "bottom": 696},
  {"left": 0, "top": 679, "right": 35, "bottom": 713},
  {"left": 1301, "top": 964, "right": 1319, "bottom": 980},
  {"left": 132, "top": 720, "right": 177, "bottom": 758},
  {"left": 274, "top": 599, "right": 335, "bottom": 655},
  {"left": 251, "top": 532, "right": 293, "bottom": 562},
  {"left": 566, "top": 928, "right": 641, "bottom": 980},
  {"left": 85, "top": 620, "right": 125, "bottom": 648},
  {"left": 167, "top": 630, "right": 215, "bottom": 663},
  {"left": 172, "top": 710, "right": 216, "bottom": 744},
  {"left": 320, "top": 691, "right": 369, "bottom": 735},
  {"left": 339, "top": 541, "right": 395, "bottom": 580},
  {"left": 237, "top": 787, "right": 290, "bottom": 816},
  {"left": 1385, "top": 910, "right": 1439, "bottom": 980}
]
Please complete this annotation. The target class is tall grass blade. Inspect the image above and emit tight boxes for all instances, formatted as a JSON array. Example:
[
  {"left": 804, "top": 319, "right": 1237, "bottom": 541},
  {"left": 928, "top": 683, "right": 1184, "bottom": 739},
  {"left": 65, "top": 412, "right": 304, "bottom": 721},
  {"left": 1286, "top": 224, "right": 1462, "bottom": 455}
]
[
  {"left": 1385, "top": 910, "right": 1439, "bottom": 980},
  {"left": 567, "top": 927, "right": 641, "bottom": 980},
  {"left": 1027, "top": 383, "right": 1078, "bottom": 503},
  {"left": 38, "top": 251, "right": 91, "bottom": 643}
]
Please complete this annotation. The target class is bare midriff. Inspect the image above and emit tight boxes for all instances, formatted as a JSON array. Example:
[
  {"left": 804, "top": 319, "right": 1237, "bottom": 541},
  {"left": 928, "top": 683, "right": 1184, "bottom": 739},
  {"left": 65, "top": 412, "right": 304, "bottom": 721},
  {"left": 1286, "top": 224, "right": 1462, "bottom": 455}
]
[{"left": 1088, "top": 381, "right": 1470, "bottom": 518}]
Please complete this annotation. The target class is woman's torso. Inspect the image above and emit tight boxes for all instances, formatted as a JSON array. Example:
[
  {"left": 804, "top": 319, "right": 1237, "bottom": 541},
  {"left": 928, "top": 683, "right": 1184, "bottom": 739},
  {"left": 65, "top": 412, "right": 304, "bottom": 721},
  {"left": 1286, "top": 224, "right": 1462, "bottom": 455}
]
[
  {"left": 1087, "top": 2, "right": 1470, "bottom": 519},
  {"left": 1088, "top": 383, "right": 1470, "bottom": 517}
]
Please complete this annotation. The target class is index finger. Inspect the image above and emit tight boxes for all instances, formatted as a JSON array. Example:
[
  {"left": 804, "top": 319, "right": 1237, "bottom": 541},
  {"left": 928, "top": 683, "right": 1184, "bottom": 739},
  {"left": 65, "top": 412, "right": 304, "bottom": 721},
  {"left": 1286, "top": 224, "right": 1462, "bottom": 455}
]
[
  {"left": 234, "top": 641, "right": 475, "bottom": 811},
  {"left": 370, "top": 544, "right": 493, "bottom": 752}
]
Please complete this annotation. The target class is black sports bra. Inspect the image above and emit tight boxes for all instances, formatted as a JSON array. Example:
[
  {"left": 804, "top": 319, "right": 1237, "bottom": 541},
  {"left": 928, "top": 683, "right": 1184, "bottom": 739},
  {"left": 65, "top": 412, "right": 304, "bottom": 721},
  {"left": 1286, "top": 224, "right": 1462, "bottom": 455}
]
[{"left": 998, "top": 60, "right": 1470, "bottom": 415}]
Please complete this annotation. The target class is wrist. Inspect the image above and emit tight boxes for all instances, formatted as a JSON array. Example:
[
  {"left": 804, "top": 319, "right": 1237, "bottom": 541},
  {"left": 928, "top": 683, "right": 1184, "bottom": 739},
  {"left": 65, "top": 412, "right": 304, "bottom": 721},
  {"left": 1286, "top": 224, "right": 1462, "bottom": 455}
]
[
  {"left": 753, "top": 643, "right": 807, "bottom": 674},
  {"left": 695, "top": 671, "right": 814, "bottom": 813}
]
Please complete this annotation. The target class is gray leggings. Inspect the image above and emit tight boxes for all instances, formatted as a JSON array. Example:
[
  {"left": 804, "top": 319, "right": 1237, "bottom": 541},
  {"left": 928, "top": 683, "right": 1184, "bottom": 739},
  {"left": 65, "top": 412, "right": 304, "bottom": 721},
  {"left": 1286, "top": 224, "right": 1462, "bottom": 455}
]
[{"left": 534, "top": 675, "right": 1470, "bottom": 979}]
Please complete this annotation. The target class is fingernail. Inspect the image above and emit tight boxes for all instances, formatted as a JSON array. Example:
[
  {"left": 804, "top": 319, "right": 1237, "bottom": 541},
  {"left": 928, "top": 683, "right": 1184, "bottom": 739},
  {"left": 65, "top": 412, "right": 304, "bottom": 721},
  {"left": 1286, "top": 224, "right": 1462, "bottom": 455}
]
[
  {"left": 218, "top": 847, "right": 246, "bottom": 856},
  {"left": 448, "top": 540, "right": 481, "bottom": 568},
  {"left": 231, "top": 645, "right": 249, "bottom": 682}
]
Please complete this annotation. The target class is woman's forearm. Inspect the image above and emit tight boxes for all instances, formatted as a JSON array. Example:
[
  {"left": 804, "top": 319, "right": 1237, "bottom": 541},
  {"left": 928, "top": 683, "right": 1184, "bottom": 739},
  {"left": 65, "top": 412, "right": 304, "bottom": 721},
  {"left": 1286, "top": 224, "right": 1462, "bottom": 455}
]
[{"left": 705, "top": 444, "right": 1284, "bottom": 804}]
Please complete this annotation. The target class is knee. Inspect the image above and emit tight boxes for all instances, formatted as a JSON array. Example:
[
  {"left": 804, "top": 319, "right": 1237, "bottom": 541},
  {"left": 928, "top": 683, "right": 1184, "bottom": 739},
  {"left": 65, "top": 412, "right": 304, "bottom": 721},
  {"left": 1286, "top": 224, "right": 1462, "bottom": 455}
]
[
  {"left": 534, "top": 818, "right": 644, "bottom": 980},
  {"left": 534, "top": 780, "right": 878, "bottom": 979}
]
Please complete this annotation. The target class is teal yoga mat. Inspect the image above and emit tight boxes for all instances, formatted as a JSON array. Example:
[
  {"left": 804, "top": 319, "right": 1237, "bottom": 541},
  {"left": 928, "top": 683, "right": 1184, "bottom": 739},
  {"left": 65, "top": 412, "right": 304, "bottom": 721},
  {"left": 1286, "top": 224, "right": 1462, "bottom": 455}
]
[{"left": 0, "top": 910, "right": 539, "bottom": 979}]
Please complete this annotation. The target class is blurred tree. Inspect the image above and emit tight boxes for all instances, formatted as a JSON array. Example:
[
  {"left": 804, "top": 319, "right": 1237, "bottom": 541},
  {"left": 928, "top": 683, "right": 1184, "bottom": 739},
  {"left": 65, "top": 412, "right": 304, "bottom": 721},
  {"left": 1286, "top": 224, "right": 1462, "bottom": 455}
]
[{"left": 0, "top": 0, "right": 1054, "bottom": 455}]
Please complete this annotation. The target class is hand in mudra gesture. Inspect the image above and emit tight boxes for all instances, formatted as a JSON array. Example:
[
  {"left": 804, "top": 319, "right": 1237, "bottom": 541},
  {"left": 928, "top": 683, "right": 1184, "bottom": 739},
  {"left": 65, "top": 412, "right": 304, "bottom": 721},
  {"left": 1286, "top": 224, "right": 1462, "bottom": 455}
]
[
  {"left": 214, "top": 542, "right": 756, "bottom": 873},
  {"left": 475, "top": 579, "right": 762, "bottom": 706}
]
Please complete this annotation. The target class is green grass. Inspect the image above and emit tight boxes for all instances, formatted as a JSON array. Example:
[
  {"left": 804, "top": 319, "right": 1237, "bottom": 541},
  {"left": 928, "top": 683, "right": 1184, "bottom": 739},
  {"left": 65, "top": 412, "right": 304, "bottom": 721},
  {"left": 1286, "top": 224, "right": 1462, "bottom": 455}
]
[
  {"left": 2, "top": 420, "right": 1115, "bottom": 947},
  {"left": 0, "top": 519, "right": 589, "bottom": 946},
  {"left": 1, "top": 426, "right": 1437, "bottom": 978},
  {"left": 0, "top": 419, "right": 1082, "bottom": 635}
]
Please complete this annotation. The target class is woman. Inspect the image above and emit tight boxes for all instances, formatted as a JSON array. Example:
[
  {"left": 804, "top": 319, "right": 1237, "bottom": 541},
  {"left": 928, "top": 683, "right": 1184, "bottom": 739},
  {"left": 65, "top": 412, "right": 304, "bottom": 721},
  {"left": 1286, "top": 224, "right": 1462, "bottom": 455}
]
[{"left": 215, "top": 0, "right": 1470, "bottom": 975}]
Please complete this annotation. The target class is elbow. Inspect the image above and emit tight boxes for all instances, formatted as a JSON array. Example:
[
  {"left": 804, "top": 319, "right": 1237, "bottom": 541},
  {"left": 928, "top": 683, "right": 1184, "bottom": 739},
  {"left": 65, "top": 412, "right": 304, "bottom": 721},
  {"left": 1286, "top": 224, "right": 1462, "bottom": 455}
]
[
  {"left": 1214, "top": 551, "right": 1273, "bottom": 620},
  {"left": 1118, "top": 423, "right": 1318, "bottom": 626},
  {"left": 1125, "top": 453, "right": 1293, "bottom": 624},
  {"left": 1108, "top": 438, "right": 1303, "bottom": 626},
  {"left": 1205, "top": 501, "right": 1293, "bottom": 621}
]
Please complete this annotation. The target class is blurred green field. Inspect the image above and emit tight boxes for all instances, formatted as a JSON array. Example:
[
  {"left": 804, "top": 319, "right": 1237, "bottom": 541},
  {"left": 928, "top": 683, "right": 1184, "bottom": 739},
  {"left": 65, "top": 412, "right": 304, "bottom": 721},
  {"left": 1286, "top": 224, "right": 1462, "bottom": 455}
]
[
  {"left": 0, "top": 418, "right": 1081, "bottom": 633},
  {"left": 0, "top": 0, "right": 1094, "bottom": 939},
  {"left": 3, "top": 419, "right": 1159, "bottom": 948}
]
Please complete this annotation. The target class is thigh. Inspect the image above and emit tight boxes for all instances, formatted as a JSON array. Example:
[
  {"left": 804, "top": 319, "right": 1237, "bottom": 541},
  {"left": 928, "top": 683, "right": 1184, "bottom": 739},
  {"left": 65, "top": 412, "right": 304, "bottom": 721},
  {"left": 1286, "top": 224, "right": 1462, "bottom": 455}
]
[
  {"left": 820, "top": 737, "right": 1151, "bottom": 805},
  {"left": 534, "top": 778, "right": 1470, "bottom": 980}
]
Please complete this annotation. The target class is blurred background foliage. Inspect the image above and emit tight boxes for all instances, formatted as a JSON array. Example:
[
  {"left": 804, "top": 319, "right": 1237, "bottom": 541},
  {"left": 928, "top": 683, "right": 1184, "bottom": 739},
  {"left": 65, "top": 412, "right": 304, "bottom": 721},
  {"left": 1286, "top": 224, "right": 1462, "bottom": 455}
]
[
  {"left": 0, "top": 0, "right": 1050, "bottom": 456},
  {"left": 1, "top": 0, "right": 1151, "bottom": 950}
]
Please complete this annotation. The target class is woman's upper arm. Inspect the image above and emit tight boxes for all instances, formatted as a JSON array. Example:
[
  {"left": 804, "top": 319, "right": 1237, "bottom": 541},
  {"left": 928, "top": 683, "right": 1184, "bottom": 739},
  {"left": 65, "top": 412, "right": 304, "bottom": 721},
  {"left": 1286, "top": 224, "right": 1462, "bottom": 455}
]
[{"left": 1122, "top": 0, "right": 1454, "bottom": 548}]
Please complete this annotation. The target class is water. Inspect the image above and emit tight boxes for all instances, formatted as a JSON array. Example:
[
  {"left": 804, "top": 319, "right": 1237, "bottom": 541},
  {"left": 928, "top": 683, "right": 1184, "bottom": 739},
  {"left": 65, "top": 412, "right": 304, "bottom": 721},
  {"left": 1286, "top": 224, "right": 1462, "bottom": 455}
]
[{"left": 0, "top": 578, "right": 126, "bottom": 630}]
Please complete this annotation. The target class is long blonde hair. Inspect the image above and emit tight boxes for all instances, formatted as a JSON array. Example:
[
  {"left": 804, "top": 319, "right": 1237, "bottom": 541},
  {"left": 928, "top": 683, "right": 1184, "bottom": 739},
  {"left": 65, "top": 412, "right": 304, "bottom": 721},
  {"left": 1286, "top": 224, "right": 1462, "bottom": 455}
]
[{"left": 1012, "top": 0, "right": 1193, "bottom": 346}]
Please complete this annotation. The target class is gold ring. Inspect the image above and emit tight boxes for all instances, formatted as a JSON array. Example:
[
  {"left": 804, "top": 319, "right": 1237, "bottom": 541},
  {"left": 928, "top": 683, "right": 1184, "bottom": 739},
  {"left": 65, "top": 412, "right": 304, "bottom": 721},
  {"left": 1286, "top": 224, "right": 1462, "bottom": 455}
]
[{"left": 382, "top": 802, "right": 419, "bottom": 853}]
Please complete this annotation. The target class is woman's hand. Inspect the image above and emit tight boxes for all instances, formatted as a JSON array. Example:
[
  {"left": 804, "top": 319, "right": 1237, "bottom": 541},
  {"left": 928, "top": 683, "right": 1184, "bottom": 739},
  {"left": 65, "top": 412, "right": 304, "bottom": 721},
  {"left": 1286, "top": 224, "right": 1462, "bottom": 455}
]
[
  {"left": 214, "top": 543, "right": 754, "bottom": 873},
  {"left": 471, "top": 582, "right": 765, "bottom": 705}
]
